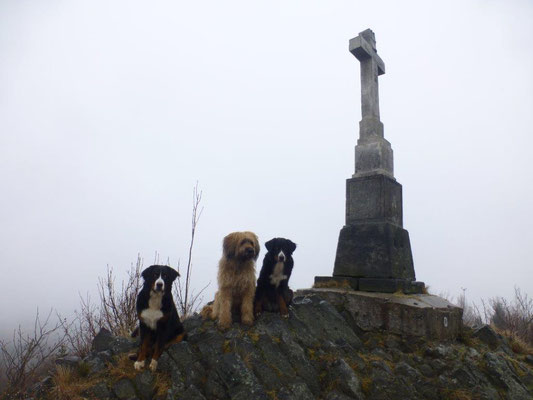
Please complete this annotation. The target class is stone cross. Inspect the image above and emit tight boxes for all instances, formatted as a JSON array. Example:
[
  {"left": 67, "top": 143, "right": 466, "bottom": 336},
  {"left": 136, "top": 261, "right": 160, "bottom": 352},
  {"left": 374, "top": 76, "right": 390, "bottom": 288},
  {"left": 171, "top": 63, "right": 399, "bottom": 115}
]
[
  {"left": 349, "top": 29, "right": 393, "bottom": 178},
  {"left": 349, "top": 29, "right": 385, "bottom": 124},
  {"left": 313, "top": 28, "right": 424, "bottom": 295}
]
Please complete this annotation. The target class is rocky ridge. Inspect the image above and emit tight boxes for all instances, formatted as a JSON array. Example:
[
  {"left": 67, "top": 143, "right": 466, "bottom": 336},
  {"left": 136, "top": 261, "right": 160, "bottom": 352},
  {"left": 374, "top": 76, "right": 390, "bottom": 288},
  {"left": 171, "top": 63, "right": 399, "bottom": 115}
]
[{"left": 42, "top": 292, "right": 533, "bottom": 400}]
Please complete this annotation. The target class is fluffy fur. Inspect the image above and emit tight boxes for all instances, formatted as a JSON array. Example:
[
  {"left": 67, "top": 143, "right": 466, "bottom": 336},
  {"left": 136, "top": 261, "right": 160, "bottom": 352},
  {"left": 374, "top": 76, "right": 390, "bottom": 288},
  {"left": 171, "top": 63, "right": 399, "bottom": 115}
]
[
  {"left": 254, "top": 238, "right": 296, "bottom": 318},
  {"left": 134, "top": 265, "right": 185, "bottom": 372},
  {"left": 202, "top": 231, "right": 260, "bottom": 330}
]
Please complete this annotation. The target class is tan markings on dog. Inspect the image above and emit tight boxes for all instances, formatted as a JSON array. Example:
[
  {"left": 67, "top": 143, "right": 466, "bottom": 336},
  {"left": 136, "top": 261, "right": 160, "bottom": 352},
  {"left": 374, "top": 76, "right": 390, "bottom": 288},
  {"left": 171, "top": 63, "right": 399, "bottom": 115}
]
[
  {"left": 140, "top": 291, "right": 163, "bottom": 330},
  {"left": 269, "top": 261, "right": 287, "bottom": 288}
]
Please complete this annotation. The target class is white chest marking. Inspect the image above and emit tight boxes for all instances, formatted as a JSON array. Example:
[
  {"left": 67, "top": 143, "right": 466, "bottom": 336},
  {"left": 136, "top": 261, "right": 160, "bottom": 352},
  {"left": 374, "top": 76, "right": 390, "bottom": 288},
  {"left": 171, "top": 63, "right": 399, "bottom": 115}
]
[
  {"left": 269, "top": 261, "right": 287, "bottom": 288},
  {"left": 140, "top": 291, "right": 164, "bottom": 330}
]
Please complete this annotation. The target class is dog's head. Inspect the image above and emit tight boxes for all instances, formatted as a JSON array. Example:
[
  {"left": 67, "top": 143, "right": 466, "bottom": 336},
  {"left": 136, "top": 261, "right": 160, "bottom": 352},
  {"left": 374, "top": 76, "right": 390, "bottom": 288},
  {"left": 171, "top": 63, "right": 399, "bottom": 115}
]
[
  {"left": 223, "top": 231, "right": 260, "bottom": 261},
  {"left": 265, "top": 238, "right": 297, "bottom": 263},
  {"left": 141, "top": 265, "right": 180, "bottom": 293}
]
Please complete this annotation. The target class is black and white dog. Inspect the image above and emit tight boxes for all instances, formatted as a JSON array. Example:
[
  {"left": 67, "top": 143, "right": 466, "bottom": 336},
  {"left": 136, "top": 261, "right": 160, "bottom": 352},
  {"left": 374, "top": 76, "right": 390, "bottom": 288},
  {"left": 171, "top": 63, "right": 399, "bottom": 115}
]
[
  {"left": 254, "top": 238, "right": 297, "bottom": 318},
  {"left": 134, "top": 265, "right": 185, "bottom": 371}
]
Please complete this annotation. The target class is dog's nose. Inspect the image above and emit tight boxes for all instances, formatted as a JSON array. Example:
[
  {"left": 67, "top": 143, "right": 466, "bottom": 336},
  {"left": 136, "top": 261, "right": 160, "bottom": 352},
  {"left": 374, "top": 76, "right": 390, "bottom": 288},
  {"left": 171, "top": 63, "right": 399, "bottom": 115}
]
[
  {"left": 156, "top": 282, "right": 164, "bottom": 290},
  {"left": 246, "top": 248, "right": 255, "bottom": 255},
  {"left": 279, "top": 255, "right": 285, "bottom": 261}
]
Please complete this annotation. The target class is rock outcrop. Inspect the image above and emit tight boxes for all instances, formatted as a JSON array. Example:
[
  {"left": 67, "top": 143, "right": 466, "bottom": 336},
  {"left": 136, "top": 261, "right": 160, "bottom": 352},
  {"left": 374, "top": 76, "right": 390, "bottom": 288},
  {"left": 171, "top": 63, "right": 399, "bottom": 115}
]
[{"left": 47, "top": 292, "right": 532, "bottom": 399}]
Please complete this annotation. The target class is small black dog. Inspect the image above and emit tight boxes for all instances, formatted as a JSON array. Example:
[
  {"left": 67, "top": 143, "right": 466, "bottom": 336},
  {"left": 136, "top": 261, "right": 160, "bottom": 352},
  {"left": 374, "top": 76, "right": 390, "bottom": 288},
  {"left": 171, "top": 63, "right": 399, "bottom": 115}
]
[
  {"left": 134, "top": 265, "right": 185, "bottom": 371},
  {"left": 254, "top": 238, "right": 297, "bottom": 318}
]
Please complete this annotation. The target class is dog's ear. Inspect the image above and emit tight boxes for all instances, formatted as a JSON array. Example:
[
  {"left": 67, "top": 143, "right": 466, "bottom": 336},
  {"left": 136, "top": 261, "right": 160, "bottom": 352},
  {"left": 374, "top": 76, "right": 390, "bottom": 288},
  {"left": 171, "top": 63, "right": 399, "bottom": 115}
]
[
  {"left": 250, "top": 232, "right": 260, "bottom": 260},
  {"left": 287, "top": 240, "right": 297, "bottom": 254},
  {"left": 165, "top": 266, "right": 180, "bottom": 282},
  {"left": 265, "top": 238, "right": 276, "bottom": 252},
  {"left": 223, "top": 233, "right": 238, "bottom": 258},
  {"left": 141, "top": 265, "right": 156, "bottom": 281}
]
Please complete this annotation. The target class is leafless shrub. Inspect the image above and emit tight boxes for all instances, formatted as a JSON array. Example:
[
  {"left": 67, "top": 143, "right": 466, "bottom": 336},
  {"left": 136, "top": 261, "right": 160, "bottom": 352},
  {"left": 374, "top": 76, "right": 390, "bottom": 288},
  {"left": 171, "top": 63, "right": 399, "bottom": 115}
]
[
  {"left": 489, "top": 287, "right": 533, "bottom": 345},
  {"left": 455, "top": 288, "right": 483, "bottom": 327},
  {"left": 57, "top": 255, "right": 144, "bottom": 358},
  {"left": 174, "top": 183, "right": 209, "bottom": 319},
  {"left": 0, "top": 310, "right": 67, "bottom": 397}
]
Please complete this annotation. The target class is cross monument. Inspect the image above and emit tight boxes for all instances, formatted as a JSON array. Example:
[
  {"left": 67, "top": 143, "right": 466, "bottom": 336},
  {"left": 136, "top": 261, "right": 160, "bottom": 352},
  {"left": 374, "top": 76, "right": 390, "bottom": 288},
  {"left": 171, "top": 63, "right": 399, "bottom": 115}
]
[{"left": 315, "top": 29, "right": 425, "bottom": 294}]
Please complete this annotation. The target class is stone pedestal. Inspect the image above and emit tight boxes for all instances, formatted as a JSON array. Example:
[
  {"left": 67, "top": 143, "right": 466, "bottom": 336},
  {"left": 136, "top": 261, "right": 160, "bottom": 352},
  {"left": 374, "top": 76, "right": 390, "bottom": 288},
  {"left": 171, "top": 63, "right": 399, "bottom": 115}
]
[
  {"left": 334, "top": 222, "right": 414, "bottom": 279},
  {"left": 345, "top": 174, "right": 403, "bottom": 225},
  {"left": 296, "top": 288, "right": 463, "bottom": 340}
]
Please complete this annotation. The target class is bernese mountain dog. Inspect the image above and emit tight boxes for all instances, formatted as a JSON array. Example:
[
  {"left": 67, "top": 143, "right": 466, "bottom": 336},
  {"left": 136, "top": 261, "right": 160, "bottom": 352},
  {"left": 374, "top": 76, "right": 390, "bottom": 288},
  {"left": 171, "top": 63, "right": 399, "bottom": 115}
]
[
  {"left": 254, "top": 237, "right": 297, "bottom": 318},
  {"left": 134, "top": 264, "right": 185, "bottom": 372}
]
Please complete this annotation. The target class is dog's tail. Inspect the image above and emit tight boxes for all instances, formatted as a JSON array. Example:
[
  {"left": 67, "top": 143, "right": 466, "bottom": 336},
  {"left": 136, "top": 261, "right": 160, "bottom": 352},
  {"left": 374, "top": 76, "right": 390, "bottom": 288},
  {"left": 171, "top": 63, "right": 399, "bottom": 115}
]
[{"left": 200, "top": 303, "right": 214, "bottom": 320}]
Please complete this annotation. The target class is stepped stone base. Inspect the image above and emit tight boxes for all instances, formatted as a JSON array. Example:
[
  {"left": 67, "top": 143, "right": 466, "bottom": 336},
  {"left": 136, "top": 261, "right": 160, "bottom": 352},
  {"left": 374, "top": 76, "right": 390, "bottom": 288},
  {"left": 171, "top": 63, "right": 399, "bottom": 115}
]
[
  {"left": 296, "top": 288, "right": 463, "bottom": 340},
  {"left": 314, "top": 276, "right": 425, "bottom": 294}
]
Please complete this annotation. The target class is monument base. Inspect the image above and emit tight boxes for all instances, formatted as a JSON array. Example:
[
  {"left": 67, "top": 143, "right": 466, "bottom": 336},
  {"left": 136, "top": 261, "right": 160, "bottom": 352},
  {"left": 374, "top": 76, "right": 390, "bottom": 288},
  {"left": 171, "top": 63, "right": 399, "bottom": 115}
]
[
  {"left": 314, "top": 276, "right": 425, "bottom": 294},
  {"left": 296, "top": 288, "right": 462, "bottom": 340},
  {"left": 333, "top": 222, "right": 415, "bottom": 280}
]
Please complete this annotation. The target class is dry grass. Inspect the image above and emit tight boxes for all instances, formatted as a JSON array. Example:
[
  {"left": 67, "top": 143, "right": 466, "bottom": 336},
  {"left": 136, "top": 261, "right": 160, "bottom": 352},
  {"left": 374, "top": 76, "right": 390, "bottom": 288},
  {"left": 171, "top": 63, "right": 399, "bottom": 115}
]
[
  {"left": 441, "top": 388, "right": 477, "bottom": 400},
  {"left": 107, "top": 353, "right": 138, "bottom": 381},
  {"left": 247, "top": 331, "right": 260, "bottom": 344},
  {"left": 153, "top": 372, "right": 172, "bottom": 398},
  {"left": 495, "top": 329, "right": 533, "bottom": 355},
  {"left": 361, "top": 377, "right": 372, "bottom": 395},
  {"left": 49, "top": 365, "right": 99, "bottom": 400}
]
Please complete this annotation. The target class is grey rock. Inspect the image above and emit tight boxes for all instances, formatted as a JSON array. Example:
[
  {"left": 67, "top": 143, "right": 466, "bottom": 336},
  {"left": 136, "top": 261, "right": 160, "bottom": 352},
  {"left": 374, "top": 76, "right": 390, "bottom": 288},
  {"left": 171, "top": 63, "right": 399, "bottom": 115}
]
[
  {"left": 183, "top": 314, "right": 203, "bottom": 332},
  {"left": 134, "top": 370, "right": 154, "bottom": 400},
  {"left": 525, "top": 354, "right": 533, "bottom": 366},
  {"left": 286, "top": 382, "right": 314, "bottom": 400},
  {"left": 473, "top": 325, "right": 501, "bottom": 349},
  {"left": 204, "top": 371, "right": 227, "bottom": 399},
  {"left": 55, "top": 355, "right": 82, "bottom": 368},
  {"left": 425, "top": 344, "right": 450, "bottom": 359},
  {"left": 82, "top": 382, "right": 112, "bottom": 399},
  {"left": 111, "top": 336, "right": 137, "bottom": 355},
  {"left": 183, "top": 386, "right": 207, "bottom": 400},
  {"left": 91, "top": 327, "right": 136, "bottom": 355},
  {"left": 92, "top": 328, "right": 114, "bottom": 352},
  {"left": 113, "top": 378, "right": 136, "bottom": 399},
  {"left": 328, "top": 359, "right": 364, "bottom": 400},
  {"left": 483, "top": 352, "right": 530, "bottom": 399},
  {"left": 85, "top": 353, "right": 107, "bottom": 374},
  {"left": 215, "top": 353, "right": 268, "bottom": 399},
  {"left": 394, "top": 362, "right": 420, "bottom": 379},
  {"left": 325, "top": 391, "right": 357, "bottom": 400},
  {"left": 418, "top": 363, "right": 434, "bottom": 378}
]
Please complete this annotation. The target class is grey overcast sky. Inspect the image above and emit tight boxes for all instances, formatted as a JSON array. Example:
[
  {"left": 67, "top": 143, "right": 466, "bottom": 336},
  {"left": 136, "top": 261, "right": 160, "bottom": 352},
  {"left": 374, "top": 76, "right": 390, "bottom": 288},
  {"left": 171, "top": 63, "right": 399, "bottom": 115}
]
[{"left": 1, "top": 0, "right": 532, "bottom": 336}]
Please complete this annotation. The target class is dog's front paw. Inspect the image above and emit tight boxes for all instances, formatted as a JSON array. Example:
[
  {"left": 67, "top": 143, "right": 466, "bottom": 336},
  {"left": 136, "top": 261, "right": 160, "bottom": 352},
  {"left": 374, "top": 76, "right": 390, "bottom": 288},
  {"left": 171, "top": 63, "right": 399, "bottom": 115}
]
[
  {"left": 241, "top": 316, "right": 254, "bottom": 326},
  {"left": 134, "top": 360, "right": 145, "bottom": 371},
  {"left": 149, "top": 359, "right": 158, "bottom": 372},
  {"left": 281, "top": 313, "right": 289, "bottom": 319}
]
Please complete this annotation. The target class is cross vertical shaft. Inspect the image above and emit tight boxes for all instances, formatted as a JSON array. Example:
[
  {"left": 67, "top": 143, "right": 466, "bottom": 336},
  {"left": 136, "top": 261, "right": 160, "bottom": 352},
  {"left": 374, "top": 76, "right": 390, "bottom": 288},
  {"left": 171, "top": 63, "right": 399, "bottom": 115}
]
[{"left": 349, "top": 29, "right": 393, "bottom": 177}]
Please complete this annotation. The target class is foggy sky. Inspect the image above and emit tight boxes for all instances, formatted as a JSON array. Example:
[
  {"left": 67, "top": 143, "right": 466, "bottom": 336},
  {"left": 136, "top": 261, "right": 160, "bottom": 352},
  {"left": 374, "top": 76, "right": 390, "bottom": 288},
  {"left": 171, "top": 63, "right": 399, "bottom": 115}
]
[{"left": 1, "top": 0, "right": 532, "bottom": 337}]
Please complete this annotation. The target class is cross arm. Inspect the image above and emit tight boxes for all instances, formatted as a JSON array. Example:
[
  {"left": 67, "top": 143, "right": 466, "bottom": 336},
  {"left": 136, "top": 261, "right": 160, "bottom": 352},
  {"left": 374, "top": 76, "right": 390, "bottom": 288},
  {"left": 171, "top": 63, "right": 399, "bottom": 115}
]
[{"left": 349, "top": 35, "right": 385, "bottom": 75}]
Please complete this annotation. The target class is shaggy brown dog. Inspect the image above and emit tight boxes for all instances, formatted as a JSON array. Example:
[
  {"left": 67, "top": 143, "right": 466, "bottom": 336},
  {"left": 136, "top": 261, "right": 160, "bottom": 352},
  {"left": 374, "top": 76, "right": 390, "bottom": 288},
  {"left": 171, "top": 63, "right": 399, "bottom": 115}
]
[{"left": 202, "top": 231, "right": 260, "bottom": 330}]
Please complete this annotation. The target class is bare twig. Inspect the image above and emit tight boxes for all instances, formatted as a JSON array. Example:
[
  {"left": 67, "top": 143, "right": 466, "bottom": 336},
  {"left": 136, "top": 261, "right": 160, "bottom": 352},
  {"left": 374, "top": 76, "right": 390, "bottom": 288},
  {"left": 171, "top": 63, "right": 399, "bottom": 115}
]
[{"left": 174, "top": 182, "right": 209, "bottom": 319}]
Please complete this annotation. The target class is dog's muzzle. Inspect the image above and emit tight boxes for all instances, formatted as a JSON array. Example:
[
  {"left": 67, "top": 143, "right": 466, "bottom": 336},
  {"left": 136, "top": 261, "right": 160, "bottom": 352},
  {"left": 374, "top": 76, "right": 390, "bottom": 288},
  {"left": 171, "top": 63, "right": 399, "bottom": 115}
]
[
  {"left": 245, "top": 247, "right": 255, "bottom": 257},
  {"left": 277, "top": 250, "right": 286, "bottom": 262},
  {"left": 154, "top": 275, "right": 165, "bottom": 292}
]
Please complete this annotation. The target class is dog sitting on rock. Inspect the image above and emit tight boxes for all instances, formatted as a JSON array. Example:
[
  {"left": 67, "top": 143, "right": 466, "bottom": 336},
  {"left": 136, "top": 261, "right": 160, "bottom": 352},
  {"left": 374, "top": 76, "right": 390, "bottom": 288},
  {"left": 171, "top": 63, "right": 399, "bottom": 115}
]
[
  {"left": 254, "top": 237, "right": 296, "bottom": 318},
  {"left": 133, "top": 264, "right": 185, "bottom": 371},
  {"left": 202, "top": 231, "right": 260, "bottom": 330}
]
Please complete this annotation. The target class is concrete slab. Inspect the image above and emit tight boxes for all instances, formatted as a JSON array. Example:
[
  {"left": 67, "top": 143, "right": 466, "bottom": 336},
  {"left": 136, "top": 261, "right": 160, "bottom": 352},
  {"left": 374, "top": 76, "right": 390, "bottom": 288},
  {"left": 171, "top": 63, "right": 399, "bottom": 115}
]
[{"left": 295, "top": 288, "right": 463, "bottom": 340}]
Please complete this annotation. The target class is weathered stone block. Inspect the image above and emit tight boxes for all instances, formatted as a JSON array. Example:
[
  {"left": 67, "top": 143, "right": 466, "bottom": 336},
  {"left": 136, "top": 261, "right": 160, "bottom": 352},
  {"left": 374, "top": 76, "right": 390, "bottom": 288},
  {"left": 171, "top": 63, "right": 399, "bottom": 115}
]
[
  {"left": 345, "top": 175, "right": 403, "bottom": 226},
  {"left": 295, "top": 288, "right": 463, "bottom": 340},
  {"left": 333, "top": 222, "right": 415, "bottom": 279},
  {"left": 354, "top": 139, "right": 394, "bottom": 178}
]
